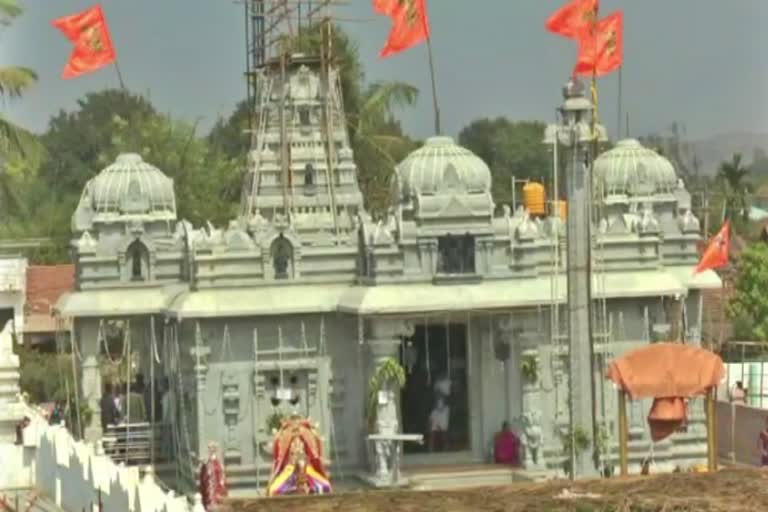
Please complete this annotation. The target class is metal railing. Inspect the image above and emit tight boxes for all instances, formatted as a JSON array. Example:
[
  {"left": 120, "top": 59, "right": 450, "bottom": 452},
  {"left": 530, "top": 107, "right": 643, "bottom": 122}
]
[{"left": 102, "top": 422, "right": 171, "bottom": 466}]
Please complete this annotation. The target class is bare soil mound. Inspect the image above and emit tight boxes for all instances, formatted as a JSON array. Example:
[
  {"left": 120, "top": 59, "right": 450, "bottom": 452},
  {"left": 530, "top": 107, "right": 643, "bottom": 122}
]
[{"left": 221, "top": 468, "right": 768, "bottom": 512}]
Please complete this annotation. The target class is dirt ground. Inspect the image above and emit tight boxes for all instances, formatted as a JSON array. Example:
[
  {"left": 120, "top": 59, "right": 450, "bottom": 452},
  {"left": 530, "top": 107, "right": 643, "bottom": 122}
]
[{"left": 220, "top": 468, "right": 768, "bottom": 512}]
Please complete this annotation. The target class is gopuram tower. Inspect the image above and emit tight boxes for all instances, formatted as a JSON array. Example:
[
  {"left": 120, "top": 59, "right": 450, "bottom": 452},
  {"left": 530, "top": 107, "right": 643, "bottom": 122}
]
[{"left": 240, "top": 0, "right": 365, "bottom": 246}]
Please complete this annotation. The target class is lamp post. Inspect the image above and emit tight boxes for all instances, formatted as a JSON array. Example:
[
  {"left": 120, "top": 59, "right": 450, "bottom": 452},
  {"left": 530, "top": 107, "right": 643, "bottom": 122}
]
[{"left": 545, "top": 78, "right": 607, "bottom": 479}]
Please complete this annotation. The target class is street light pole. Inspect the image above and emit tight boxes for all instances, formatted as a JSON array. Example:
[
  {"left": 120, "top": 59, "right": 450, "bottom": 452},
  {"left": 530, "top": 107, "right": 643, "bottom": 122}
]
[{"left": 546, "top": 78, "right": 606, "bottom": 479}]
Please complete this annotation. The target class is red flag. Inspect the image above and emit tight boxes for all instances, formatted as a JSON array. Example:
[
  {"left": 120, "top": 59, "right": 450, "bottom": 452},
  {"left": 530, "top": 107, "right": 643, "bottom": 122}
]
[
  {"left": 374, "top": 0, "right": 430, "bottom": 58},
  {"left": 695, "top": 221, "right": 730, "bottom": 274},
  {"left": 52, "top": 5, "right": 116, "bottom": 79},
  {"left": 545, "top": 0, "right": 599, "bottom": 39},
  {"left": 573, "top": 11, "right": 623, "bottom": 77}
]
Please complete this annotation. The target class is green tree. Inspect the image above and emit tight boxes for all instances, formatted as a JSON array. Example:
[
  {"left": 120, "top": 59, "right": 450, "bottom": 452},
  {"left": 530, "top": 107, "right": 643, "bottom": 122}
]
[
  {"left": 38, "top": 89, "right": 158, "bottom": 196},
  {"left": 727, "top": 243, "right": 768, "bottom": 342},
  {"left": 717, "top": 153, "right": 751, "bottom": 224},
  {"left": 208, "top": 99, "right": 250, "bottom": 164},
  {"left": 0, "top": 0, "right": 37, "bottom": 151},
  {"left": 101, "top": 113, "right": 240, "bottom": 226},
  {"left": 352, "top": 82, "right": 420, "bottom": 215},
  {"left": 458, "top": 118, "right": 551, "bottom": 206},
  {"left": 0, "top": 0, "right": 39, "bottom": 216}
]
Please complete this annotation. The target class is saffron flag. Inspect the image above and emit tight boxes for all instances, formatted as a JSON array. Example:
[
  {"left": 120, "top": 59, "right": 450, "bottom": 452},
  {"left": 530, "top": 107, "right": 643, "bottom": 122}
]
[
  {"left": 694, "top": 221, "right": 730, "bottom": 274},
  {"left": 52, "top": 5, "right": 116, "bottom": 79},
  {"left": 374, "top": 0, "right": 430, "bottom": 58},
  {"left": 545, "top": 0, "right": 599, "bottom": 40},
  {"left": 573, "top": 11, "right": 623, "bottom": 77}
]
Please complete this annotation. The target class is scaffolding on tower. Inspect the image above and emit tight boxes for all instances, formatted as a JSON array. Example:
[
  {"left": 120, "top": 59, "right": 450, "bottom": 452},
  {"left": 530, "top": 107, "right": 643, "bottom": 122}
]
[{"left": 240, "top": 0, "right": 346, "bottom": 236}]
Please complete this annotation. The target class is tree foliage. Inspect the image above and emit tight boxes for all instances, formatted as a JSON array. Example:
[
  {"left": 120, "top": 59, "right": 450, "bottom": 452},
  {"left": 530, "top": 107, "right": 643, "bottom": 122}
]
[
  {"left": 0, "top": 0, "right": 39, "bottom": 214},
  {"left": 727, "top": 243, "right": 768, "bottom": 342},
  {"left": 38, "top": 89, "right": 158, "bottom": 195},
  {"left": 99, "top": 113, "right": 241, "bottom": 226},
  {"left": 459, "top": 118, "right": 550, "bottom": 207},
  {"left": 716, "top": 153, "right": 751, "bottom": 228}
]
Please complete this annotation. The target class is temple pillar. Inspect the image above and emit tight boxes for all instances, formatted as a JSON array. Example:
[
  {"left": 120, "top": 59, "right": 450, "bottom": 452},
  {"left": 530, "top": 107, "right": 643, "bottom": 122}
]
[
  {"left": 545, "top": 78, "right": 606, "bottom": 478},
  {"left": 79, "top": 320, "right": 102, "bottom": 442},
  {"left": 0, "top": 319, "right": 28, "bottom": 490},
  {"left": 519, "top": 348, "right": 544, "bottom": 470},
  {"left": 190, "top": 321, "right": 211, "bottom": 463},
  {"left": 365, "top": 318, "right": 414, "bottom": 487},
  {"left": 495, "top": 319, "right": 521, "bottom": 427},
  {"left": 0, "top": 320, "right": 23, "bottom": 444}
]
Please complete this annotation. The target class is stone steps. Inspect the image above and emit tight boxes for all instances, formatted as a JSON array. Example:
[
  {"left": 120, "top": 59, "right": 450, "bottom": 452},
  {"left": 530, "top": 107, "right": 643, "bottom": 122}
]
[{"left": 406, "top": 466, "right": 543, "bottom": 491}]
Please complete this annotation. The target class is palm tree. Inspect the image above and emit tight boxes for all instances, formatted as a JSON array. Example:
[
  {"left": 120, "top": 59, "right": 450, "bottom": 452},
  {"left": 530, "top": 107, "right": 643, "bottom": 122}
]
[
  {"left": 351, "top": 81, "right": 419, "bottom": 216},
  {"left": 0, "top": 0, "right": 38, "bottom": 216},
  {"left": 717, "top": 153, "right": 751, "bottom": 223},
  {"left": 0, "top": 0, "right": 37, "bottom": 150}
]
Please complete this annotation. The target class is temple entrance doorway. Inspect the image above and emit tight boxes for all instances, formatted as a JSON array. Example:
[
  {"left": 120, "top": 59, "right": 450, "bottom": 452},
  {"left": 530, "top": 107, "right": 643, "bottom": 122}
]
[{"left": 400, "top": 323, "right": 469, "bottom": 455}]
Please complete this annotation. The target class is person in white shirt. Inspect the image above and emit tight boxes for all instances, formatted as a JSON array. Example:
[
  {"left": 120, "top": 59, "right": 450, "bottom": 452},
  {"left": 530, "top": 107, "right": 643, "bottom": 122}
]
[
  {"left": 434, "top": 374, "right": 452, "bottom": 399},
  {"left": 428, "top": 397, "right": 450, "bottom": 452},
  {"left": 731, "top": 381, "right": 747, "bottom": 405}
]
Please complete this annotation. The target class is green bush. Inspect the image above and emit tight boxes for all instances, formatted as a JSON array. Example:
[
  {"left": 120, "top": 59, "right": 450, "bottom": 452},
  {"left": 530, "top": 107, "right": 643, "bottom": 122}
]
[{"left": 15, "top": 344, "right": 72, "bottom": 404}]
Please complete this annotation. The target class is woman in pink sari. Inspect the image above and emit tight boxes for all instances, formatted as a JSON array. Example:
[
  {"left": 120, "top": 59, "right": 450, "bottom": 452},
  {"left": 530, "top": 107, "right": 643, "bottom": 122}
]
[{"left": 494, "top": 421, "right": 520, "bottom": 466}]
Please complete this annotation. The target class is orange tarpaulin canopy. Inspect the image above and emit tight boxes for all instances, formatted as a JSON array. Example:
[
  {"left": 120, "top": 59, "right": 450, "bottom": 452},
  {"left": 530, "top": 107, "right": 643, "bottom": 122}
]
[{"left": 606, "top": 343, "right": 725, "bottom": 442}]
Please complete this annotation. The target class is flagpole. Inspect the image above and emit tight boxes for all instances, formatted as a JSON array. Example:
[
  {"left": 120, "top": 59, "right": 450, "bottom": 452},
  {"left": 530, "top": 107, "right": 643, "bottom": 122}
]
[
  {"left": 617, "top": 65, "right": 623, "bottom": 139},
  {"left": 114, "top": 61, "right": 127, "bottom": 90},
  {"left": 424, "top": 24, "right": 441, "bottom": 135}
]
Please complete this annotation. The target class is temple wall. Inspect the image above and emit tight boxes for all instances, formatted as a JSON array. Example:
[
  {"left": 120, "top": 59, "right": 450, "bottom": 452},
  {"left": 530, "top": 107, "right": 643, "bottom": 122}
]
[{"left": 183, "top": 314, "right": 366, "bottom": 473}]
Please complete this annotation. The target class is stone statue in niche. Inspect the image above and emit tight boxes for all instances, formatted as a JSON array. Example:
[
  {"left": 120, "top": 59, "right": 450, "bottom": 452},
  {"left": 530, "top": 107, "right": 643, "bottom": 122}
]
[
  {"left": 374, "top": 388, "right": 399, "bottom": 478},
  {"left": 272, "top": 234, "right": 293, "bottom": 279},
  {"left": 522, "top": 410, "right": 543, "bottom": 468}
]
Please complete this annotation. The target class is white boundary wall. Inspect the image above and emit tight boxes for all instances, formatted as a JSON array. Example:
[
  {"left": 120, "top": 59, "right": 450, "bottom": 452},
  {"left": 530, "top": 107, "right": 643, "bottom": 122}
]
[{"left": 4, "top": 404, "right": 205, "bottom": 512}]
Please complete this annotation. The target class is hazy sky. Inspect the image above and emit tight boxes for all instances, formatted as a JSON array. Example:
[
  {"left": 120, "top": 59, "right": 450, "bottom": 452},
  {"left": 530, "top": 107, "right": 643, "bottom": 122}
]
[{"left": 2, "top": 0, "right": 767, "bottom": 141}]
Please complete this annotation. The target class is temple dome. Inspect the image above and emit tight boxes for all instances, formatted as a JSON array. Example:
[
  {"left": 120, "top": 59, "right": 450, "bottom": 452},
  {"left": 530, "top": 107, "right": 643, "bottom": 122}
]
[
  {"left": 396, "top": 136, "right": 491, "bottom": 198},
  {"left": 593, "top": 139, "right": 678, "bottom": 197},
  {"left": 79, "top": 153, "right": 176, "bottom": 218}
]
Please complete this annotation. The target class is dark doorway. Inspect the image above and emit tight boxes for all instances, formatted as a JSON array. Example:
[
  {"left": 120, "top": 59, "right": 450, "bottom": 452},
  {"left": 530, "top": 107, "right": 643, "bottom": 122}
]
[
  {"left": 400, "top": 323, "right": 469, "bottom": 454},
  {"left": 0, "top": 308, "right": 12, "bottom": 328}
]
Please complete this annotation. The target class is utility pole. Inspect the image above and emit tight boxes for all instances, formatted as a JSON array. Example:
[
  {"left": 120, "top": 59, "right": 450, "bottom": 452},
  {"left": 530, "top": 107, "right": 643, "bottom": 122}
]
[{"left": 546, "top": 78, "right": 605, "bottom": 479}]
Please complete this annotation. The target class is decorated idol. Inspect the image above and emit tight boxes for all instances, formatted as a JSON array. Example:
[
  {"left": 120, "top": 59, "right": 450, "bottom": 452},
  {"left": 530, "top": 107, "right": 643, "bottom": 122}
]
[
  {"left": 198, "top": 442, "right": 228, "bottom": 510},
  {"left": 267, "top": 415, "right": 332, "bottom": 496}
]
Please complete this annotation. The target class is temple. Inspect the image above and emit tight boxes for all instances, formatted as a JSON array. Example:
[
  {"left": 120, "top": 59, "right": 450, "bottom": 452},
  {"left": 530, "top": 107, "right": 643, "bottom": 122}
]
[{"left": 53, "top": 39, "right": 721, "bottom": 495}]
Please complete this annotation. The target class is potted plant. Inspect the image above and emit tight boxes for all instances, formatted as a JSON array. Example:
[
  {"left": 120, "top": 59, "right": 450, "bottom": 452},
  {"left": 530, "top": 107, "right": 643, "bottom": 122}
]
[
  {"left": 366, "top": 357, "right": 406, "bottom": 432},
  {"left": 560, "top": 425, "right": 591, "bottom": 478},
  {"left": 521, "top": 354, "right": 539, "bottom": 383},
  {"left": 595, "top": 425, "right": 614, "bottom": 478},
  {"left": 266, "top": 410, "right": 285, "bottom": 434}
]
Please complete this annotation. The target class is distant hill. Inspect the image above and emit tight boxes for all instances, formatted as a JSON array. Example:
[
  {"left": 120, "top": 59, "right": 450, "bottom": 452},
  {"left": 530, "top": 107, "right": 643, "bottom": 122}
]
[{"left": 689, "top": 132, "right": 768, "bottom": 175}]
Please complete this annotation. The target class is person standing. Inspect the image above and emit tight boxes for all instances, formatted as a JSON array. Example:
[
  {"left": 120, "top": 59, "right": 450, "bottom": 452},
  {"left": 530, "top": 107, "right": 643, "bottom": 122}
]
[
  {"left": 427, "top": 397, "right": 450, "bottom": 452},
  {"left": 49, "top": 401, "right": 65, "bottom": 426},
  {"left": 124, "top": 380, "right": 147, "bottom": 424},
  {"left": 100, "top": 382, "right": 120, "bottom": 431},
  {"left": 731, "top": 381, "right": 747, "bottom": 405}
]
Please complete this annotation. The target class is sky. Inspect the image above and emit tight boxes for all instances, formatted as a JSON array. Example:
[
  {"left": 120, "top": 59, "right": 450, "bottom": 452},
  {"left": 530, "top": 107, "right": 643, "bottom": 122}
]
[{"left": 1, "top": 0, "right": 767, "bottom": 141}]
